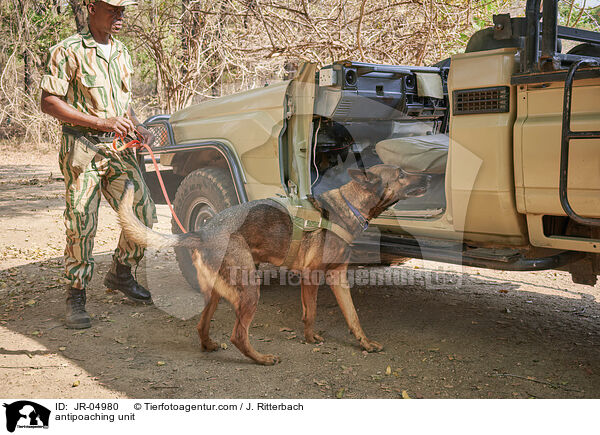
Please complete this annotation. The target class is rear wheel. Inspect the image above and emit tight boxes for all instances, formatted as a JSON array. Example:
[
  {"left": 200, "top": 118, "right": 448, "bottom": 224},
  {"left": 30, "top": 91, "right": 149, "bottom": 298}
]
[{"left": 171, "top": 168, "right": 238, "bottom": 289}]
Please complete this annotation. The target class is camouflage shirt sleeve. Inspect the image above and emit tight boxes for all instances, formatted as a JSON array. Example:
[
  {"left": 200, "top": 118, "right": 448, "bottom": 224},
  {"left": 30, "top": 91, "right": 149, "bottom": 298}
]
[
  {"left": 41, "top": 44, "right": 76, "bottom": 97},
  {"left": 122, "top": 45, "right": 134, "bottom": 110}
]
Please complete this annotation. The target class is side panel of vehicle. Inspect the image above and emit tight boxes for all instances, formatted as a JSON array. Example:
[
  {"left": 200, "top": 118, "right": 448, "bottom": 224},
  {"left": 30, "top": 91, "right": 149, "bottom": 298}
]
[
  {"left": 514, "top": 76, "right": 600, "bottom": 253},
  {"left": 447, "top": 47, "right": 528, "bottom": 245},
  {"left": 167, "top": 81, "right": 291, "bottom": 201}
]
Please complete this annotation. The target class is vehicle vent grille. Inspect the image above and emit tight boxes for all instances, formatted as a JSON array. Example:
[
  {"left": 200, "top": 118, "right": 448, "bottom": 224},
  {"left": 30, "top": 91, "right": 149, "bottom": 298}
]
[
  {"left": 453, "top": 86, "right": 510, "bottom": 115},
  {"left": 147, "top": 123, "right": 171, "bottom": 147},
  {"left": 334, "top": 99, "right": 353, "bottom": 117}
]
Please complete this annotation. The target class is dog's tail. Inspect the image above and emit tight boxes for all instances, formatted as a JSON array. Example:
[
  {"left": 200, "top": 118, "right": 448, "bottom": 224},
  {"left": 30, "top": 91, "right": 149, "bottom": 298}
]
[{"left": 118, "top": 182, "right": 187, "bottom": 250}]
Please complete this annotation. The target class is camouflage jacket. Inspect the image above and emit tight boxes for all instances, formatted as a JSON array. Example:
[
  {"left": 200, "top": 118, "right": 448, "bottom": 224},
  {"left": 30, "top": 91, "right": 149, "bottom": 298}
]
[{"left": 41, "top": 27, "right": 133, "bottom": 123}]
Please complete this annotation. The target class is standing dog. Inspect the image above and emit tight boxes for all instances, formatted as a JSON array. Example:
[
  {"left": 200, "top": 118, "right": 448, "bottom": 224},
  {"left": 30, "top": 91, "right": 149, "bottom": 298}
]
[{"left": 118, "top": 165, "right": 428, "bottom": 365}]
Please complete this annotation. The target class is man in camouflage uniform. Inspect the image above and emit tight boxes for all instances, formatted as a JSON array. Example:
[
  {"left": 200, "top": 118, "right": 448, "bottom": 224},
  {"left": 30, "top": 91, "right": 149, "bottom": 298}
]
[{"left": 41, "top": 0, "right": 156, "bottom": 329}]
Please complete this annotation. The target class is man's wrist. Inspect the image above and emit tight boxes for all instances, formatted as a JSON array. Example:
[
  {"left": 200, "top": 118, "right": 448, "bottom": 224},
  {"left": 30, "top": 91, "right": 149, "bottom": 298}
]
[{"left": 95, "top": 118, "right": 106, "bottom": 131}]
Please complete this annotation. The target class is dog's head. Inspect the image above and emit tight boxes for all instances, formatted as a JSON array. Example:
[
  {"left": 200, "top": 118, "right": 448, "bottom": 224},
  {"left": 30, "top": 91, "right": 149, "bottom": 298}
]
[{"left": 347, "top": 164, "right": 430, "bottom": 219}]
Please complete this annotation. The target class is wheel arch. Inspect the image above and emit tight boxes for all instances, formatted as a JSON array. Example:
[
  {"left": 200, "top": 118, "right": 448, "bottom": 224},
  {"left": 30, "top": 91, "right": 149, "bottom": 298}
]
[{"left": 141, "top": 141, "right": 249, "bottom": 206}]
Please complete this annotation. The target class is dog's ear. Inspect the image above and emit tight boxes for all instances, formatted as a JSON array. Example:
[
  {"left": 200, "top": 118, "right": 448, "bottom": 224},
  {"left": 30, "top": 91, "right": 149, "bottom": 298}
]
[{"left": 348, "top": 168, "right": 382, "bottom": 188}]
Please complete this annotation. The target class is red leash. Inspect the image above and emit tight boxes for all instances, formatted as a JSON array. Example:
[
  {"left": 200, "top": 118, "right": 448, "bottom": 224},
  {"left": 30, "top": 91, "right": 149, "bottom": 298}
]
[{"left": 113, "top": 133, "right": 187, "bottom": 234}]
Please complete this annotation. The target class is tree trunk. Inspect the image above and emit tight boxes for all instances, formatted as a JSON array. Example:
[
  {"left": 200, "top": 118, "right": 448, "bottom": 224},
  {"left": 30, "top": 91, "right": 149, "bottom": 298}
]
[
  {"left": 16, "top": 0, "right": 30, "bottom": 97},
  {"left": 68, "top": 0, "right": 87, "bottom": 32},
  {"left": 23, "top": 49, "right": 30, "bottom": 96}
]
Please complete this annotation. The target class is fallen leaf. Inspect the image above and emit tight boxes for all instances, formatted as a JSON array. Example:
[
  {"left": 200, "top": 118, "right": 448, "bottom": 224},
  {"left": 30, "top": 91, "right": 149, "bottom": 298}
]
[
  {"left": 72, "top": 380, "right": 80, "bottom": 387},
  {"left": 401, "top": 390, "right": 411, "bottom": 399},
  {"left": 157, "top": 361, "right": 166, "bottom": 366},
  {"left": 58, "top": 346, "right": 66, "bottom": 351},
  {"left": 342, "top": 366, "right": 354, "bottom": 375},
  {"left": 220, "top": 343, "right": 228, "bottom": 350},
  {"left": 26, "top": 299, "right": 36, "bottom": 306},
  {"left": 385, "top": 366, "right": 392, "bottom": 376},
  {"left": 335, "top": 388, "right": 345, "bottom": 399}
]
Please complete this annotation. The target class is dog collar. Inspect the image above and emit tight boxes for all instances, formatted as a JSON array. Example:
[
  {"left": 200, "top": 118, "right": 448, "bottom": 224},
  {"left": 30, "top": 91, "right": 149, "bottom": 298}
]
[{"left": 340, "top": 191, "right": 369, "bottom": 231}]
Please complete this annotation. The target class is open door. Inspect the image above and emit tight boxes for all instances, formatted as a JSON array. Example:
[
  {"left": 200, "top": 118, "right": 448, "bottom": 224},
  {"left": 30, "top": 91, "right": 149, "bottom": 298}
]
[{"left": 280, "top": 63, "right": 318, "bottom": 197}]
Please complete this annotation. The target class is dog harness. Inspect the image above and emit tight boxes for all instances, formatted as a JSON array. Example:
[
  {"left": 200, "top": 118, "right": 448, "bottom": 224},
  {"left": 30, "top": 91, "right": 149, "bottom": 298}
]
[{"left": 269, "top": 196, "right": 355, "bottom": 268}]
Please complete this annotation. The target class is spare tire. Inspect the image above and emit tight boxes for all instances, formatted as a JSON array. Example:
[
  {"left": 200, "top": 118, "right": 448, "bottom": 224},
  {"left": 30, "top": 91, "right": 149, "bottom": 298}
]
[{"left": 567, "top": 43, "right": 600, "bottom": 58}]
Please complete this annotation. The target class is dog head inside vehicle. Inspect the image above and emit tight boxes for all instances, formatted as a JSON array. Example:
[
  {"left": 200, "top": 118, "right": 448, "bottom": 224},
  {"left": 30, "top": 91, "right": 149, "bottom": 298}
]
[{"left": 347, "top": 164, "right": 431, "bottom": 219}]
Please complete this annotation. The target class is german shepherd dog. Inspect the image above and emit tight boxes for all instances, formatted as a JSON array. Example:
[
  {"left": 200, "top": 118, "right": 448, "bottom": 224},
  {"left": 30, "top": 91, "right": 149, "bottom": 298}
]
[{"left": 118, "top": 165, "right": 428, "bottom": 365}]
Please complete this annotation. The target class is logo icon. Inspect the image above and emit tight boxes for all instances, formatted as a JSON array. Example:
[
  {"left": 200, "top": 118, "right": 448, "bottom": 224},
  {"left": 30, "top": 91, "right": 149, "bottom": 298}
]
[{"left": 3, "top": 401, "right": 50, "bottom": 433}]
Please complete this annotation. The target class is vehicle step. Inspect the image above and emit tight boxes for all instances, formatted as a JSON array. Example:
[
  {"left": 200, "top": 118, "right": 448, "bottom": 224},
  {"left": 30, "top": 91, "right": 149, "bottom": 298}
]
[{"left": 462, "top": 248, "right": 521, "bottom": 263}]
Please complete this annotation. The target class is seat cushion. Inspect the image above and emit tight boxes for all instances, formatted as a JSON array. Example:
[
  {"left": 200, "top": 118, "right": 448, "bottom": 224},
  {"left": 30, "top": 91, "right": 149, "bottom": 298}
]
[{"left": 375, "top": 134, "right": 449, "bottom": 174}]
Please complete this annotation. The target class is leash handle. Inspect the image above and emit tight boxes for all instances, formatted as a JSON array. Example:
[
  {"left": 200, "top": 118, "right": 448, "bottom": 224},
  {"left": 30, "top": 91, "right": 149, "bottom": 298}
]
[
  {"left": 112, "top": 131, "right": 143, "bottom": 152},
  {"left": 113, "top": 132, "right": 188, "bottom": 234}
]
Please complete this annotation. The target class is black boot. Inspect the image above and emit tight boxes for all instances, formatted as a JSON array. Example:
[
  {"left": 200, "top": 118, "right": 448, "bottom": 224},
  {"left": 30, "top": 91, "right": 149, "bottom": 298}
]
[
  {"left": 104, "top": 259, "right": 152, "bottom": 304},
  {"left": 65, "top": 287, "right": 91, "bottom": 329}
]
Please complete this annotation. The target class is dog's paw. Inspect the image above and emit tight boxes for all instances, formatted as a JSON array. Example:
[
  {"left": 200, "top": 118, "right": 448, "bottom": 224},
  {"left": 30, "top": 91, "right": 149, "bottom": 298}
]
[
  {"left": 256, "top": 354, "right": 280, "bottom": 366},
  {"left": 360, "top": 339, "right": 383, "bottom": 353},
  {"left": 304, "top": 332, "right": 324, "bottom": 344},
  {"left": 201, "top": 339, "right": 220, "bottom": 352}
]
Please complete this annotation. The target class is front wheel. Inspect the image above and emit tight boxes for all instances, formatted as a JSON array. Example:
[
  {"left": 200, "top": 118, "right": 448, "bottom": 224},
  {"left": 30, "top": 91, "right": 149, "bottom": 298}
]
[{"left": 171, "top": 168, "right": 238, "bottom": 290}]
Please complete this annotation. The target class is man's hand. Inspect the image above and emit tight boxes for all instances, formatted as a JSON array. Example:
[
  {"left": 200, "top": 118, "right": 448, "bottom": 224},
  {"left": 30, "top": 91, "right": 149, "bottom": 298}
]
[
  {"left": 135, "top": 124, "right": 155, "bottom": 147},
  {"left": 98, "top": 116, "right": 136, "bottom": 136}
]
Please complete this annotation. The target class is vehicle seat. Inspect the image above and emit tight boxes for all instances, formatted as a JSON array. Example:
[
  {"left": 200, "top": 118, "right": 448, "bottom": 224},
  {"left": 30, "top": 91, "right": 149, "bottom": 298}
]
[
  {"left": 464, "top": 26, "right": 562, "bottom": 54},
  {"left": 375, "top": 134, "right": 449, "bottom": 213},
  {"left": 567, "top": 43, "right": 600, "bottom": 58},
  {"left": 465, "top": 28, "right": 521, "bottom": 53},
  {"left": 375, "top": 134, "right": 449, "bottom": 174}
]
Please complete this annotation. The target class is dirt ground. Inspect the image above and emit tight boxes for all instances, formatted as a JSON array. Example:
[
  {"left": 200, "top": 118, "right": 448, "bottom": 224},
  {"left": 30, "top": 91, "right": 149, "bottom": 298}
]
[{"left": 1, "top": 147, "right": 599, "bottom": 399}]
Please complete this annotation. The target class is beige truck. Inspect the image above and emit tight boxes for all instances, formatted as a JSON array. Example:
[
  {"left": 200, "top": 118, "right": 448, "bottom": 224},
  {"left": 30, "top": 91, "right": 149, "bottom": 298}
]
[{"left": 140, "top": 0, "right": 600, "bottom": 288}]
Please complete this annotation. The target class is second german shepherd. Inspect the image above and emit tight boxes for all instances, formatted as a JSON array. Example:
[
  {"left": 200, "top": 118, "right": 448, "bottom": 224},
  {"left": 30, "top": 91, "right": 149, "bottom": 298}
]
[{"left": 118, "top": 165, "right": 428, "bottom": 365}]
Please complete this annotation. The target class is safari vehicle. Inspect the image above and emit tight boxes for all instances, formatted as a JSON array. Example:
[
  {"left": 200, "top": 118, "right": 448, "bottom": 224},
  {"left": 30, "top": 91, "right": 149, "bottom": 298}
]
[{"left": 139, "top": 0, "right": 600, "bottom": 288}]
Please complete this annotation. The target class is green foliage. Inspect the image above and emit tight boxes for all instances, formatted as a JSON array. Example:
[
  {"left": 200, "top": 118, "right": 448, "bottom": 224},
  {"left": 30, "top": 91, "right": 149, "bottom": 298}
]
[{"left": 558, "top": 0, "right": 600, "bottom": 31}]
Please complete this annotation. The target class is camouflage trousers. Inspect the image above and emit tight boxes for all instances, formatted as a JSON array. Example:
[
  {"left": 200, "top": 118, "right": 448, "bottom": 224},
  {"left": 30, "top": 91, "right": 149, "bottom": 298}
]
[{"left": 59, "top": 133, "right": 157, "bottom": 290}]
